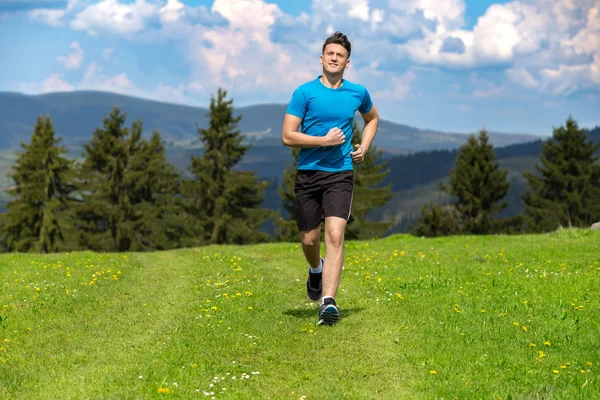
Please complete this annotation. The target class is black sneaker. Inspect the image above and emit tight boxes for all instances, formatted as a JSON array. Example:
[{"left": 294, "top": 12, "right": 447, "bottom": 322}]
[
  {"left": 306, "top": 258, "right": 323, "bottom": 301},
  {"left": 317, "top": 297, "right": 340, "bottom": 326}
]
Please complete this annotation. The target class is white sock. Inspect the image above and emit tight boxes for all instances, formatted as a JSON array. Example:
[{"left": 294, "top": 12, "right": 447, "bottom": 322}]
[
  {"left": 321, "top": 296, "right": 334, "bottom": 305},
  {"left": 309, "top": 258, "right": 323, "bottom": 274}
]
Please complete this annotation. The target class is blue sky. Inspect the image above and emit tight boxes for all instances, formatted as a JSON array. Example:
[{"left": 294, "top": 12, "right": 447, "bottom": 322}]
[{"left": 1, "top": 0, "right": 599, "bottom": 136}]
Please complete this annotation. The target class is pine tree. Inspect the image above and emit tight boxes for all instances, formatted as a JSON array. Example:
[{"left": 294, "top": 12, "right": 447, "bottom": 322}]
[
  {"left": 186, "top": 88, "right": 271, "bottom": 244},
  {"left": 523, "top": 117, "right": 600, "bottom": 231},
  {"left": 414, "top": 203, "right": 461, "bottom": 237},
  {"left": 77, "top": 108, "right": 185, "bottom": 251},
  {"left": 123, "top": 130, "right": 185, "bottom": 250},
  {"left": 275, "top": 147, "right": 300, "bottom": 242},
  {"left": 439, "top": 129, "right": 510, "bottom": 234},
  {"left": 76, "top": 108, "right": 183, "bottom": 251},
  {"left": 0, "top": 115, "right": 76, "bottom": 253},
  {"left": 346, "top": 121, "right": 393, "bottom": 240},
  {"left": 76, "top": 107, "right": 130, "bottom": 251}
]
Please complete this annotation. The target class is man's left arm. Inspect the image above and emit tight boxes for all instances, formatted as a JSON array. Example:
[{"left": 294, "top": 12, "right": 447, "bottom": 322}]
[{"left": 351, "top": 106, "right": 379, "bottom": 162}]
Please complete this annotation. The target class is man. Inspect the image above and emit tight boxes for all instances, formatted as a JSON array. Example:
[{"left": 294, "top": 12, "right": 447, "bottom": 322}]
[{"left": 281, "top": 31, "right": 379, "bottom": 325}]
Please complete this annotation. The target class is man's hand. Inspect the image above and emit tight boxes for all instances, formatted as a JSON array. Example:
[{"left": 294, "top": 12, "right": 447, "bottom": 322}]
[
  {"left": 351, "top": 144, "right": 366, "bottom": 162},
  {"left": 322, "top": 127, "right": 345, "bottom": 146}
]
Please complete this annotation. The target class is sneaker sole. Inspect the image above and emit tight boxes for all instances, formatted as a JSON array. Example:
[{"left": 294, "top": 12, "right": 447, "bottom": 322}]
[{"left": 317, "top": 305, "right": 340, "bottom": 325}]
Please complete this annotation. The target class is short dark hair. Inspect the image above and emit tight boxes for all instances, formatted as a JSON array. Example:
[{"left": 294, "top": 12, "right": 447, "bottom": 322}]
[{"left": 322, "top": 31, "right": 351, "bottom": 57}]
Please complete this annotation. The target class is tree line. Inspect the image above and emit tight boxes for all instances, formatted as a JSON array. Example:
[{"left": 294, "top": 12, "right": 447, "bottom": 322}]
[
  {"left": 1, "top": 86, "right": 598, "bottom": 252},
  {"left": 0, "top": 89, "right": 392, "bottom": 253},
  {"left": 414, "top": 120, "right": 600, "bottom": 237}
]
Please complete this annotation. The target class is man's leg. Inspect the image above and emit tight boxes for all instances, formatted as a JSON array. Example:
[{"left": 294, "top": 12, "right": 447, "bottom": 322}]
[
  {"left": 301, "top": 226, "right": 323, "bottom": 301},
  {"left": 322, "top": 216, "right": 348, "bottom": 298},
  {"left": 317, "top": 171, "right": 352, "bottom": 325},
  {"left": 300, "top": 227, "right": 322, "bottom": 269},
  {"left": 294, "top": 170, "right": 325, "bottom": 301}
]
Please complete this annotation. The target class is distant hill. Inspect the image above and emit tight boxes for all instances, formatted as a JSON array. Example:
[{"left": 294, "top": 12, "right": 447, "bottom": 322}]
[{"left": 0, "top": 90, "right": 541, "bottom": 152}]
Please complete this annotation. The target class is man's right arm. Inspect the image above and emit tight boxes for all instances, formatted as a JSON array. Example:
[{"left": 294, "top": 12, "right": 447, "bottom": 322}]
[{"left": 282, "top": 113, "right": 345, "bottom": 148}]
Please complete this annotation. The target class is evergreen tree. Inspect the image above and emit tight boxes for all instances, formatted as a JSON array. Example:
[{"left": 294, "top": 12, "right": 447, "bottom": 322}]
[
  {"left": 346, "top": 121, "right": 393, "bottom": 239},
  {"left": 77, "top": 107, "right": 183, "bottom": 251},
  {"left": 439, "top": 129, "right": 510, "bottom": 234},
  {"left": 124, "top": 130, "right": 185, "bottom": 251},
  {"left": 414, "top": 203, "right": 461, "bottom": 237},
  {"left": 0, "top": 115, "right": 76, "bottom": 253},
  {"left": 523, "top": 117, "right": 600, "bottom": 231},
  {"left": 275, "top": 148, "right": 300, "bottom": 242},
  {"left": 186, "top": 88, "right": 271, "bottom": 245},
  {"left": 76, "top": 107, "right": 130, "bottom": 251}
]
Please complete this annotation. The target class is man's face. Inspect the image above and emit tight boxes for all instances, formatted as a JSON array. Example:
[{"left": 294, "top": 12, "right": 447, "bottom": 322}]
[{"left": 320, "top": 43, "right": 349, "bottom": 74}]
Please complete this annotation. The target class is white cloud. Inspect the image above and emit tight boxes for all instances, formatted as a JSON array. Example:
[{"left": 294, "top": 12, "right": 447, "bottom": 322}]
[
  {"left": 81, "top": 62, "right": 136, "bottom": 94},
  {"left": 159, "top": 0, "right": 184, "bottom": 24},
  {"left": 186, "top": 0, "right": 314, "bottom": 95},
  {"left": 393, "top": 0, "right": 600, "bottom": 95},
  {"left": 570, "top": 6, "right": 600, "bottom": 56},
  {"left": 312, "top": 0, "right": 371, "bottom": 22},
  {"left": 20, "top": 0, "right": 600, "bottom": 102},
  {"left": 102, "top": 48, "right": 113, "bottom": 61},
  {"left": 29, "top": 8, "right": 66, "bottom": 26},
  {"left": 213, "top": 0, "right": 280, "bottom": 28},
  {"left": 539, "top": 59, "right": 599, "bottom": 94},
  {"left": 42, "top": 74, "right": 74, "bottom": 92},
  {"left": 27, "top": 0, "right": 79, "bottom": 27},
  {"left": 506, "top": 67, "right": 540, "bottom": 89},
  {"left": 17, "top": 73, "right": 74, "bottom": 94},
  {"left": 388, "top": 0, "right": 466, "bottom": 30},
  {"left": 592, "top": 55, "right": 600, "bottom": 84},
  {"left": 403, "top": 2, "right": 547, "bottom": 67},
  {"left": 187, "top": 82, "right": 204, "bottom": 93},
  {"left": 151, "top": 82, "right": 196, "bottom": 104},
  {"left": 71, "top": 0, "right": 158, "bottom": 35},
  {"left": 372, "top": 70, "right": 417, "bottom": 101},
  {"left": 57, "top": 41, "right": 84, "bottom": 70}
]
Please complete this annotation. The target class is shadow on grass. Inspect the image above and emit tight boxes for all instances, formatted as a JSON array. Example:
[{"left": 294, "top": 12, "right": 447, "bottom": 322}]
[{"left": 283, "top": 307, "right": 365, "bottom": 319}]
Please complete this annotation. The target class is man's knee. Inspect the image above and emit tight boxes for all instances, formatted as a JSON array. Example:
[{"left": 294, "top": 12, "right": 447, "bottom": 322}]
[
  {"left": 300, "top": 229, "right": 320, "bottom": 247},
  {"left": 325, "top": 228, "right": 345, "bottom": 249}
]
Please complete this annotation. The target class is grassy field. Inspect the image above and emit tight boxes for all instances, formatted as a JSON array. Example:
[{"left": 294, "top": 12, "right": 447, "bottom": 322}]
[{"left": 0, "top": 229, "right": 598, "bottom": 399}]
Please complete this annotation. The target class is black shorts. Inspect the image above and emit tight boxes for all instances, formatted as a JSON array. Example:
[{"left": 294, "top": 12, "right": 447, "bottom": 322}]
[{"left": 294, "top": 170, "right": 354, "bottom": 231}]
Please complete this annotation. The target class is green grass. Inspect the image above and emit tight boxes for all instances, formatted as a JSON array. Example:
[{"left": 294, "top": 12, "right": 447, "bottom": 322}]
[{"left": 0, "top": 229, "right": 599, "bottom": 399}]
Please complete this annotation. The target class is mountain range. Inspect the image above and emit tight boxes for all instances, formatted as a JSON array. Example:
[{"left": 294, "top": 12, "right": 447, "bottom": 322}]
[{"left": 0, "top": 91, "right": 541, "bottom": 152}]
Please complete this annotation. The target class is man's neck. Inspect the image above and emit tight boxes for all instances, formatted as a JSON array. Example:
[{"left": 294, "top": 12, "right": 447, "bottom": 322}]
[{"left": 320, "top": 72, "right": 344, "bottom": 89}]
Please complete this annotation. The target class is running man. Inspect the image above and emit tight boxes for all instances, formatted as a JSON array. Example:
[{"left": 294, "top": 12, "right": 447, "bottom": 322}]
[{"left": 281, "top": 31, "right": 380, "bottom": 325}]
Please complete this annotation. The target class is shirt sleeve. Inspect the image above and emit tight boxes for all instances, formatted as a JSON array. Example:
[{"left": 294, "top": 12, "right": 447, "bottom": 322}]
[
  {"left": 285, "top": 87, "right": 308, "bottom": 119},
  {"left": 358, "top": 86, "right": 373, "bottom": 114}
]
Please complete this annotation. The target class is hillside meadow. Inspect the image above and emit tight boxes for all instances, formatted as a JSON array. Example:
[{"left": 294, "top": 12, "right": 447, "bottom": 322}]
[{"left": 0, "top": 229, "right": 598, "bottom": 399}]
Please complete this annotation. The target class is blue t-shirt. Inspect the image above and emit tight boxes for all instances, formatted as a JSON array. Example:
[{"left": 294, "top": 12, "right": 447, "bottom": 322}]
[{"left": 285, "top": 76, "right": 373, "bottom": 172}]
